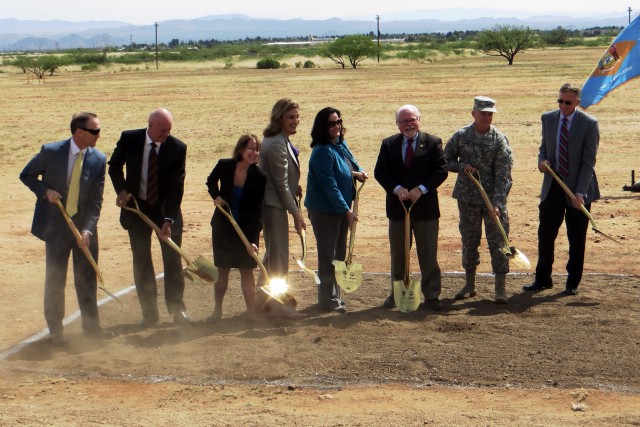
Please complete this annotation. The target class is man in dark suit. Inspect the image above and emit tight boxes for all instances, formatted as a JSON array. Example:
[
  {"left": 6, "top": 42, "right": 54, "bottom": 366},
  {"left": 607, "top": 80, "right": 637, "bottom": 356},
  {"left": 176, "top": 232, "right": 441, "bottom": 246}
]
[
  {"left": 108, "top": 108, "right": 190, "bottom": 326},
  {"left": 524, "top": 83, "right": 600, "bottom": 295},
  {"left": 374, "top": 105, "right": 448, "bottom": 310},
  {"left": 20, "top": 112, "right": 109, "bottom": 344}
]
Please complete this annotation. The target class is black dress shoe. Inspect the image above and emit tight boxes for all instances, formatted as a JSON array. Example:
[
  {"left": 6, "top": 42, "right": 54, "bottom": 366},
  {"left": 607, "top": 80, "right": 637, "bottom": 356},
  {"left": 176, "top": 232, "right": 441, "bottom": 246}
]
[
  {"left": 382, "top": 295, "right": 395, "bottom": 309},
  {"left": 425, "top": 298, "right": 443, "bottom": 312},
  {"left": 522, "top": 282, "right": 553, "bottom": 291},
  {"left": 319, "top": 299, "right": 346, "bottom": 313},
  {"left": 562, "top": 288, "right": 579, "bottom": 296},
  {"left": 173, "top": 311, "right": 192, "bottom": 325},
  {"left": 137, "top": 317, "right": 159, "bottom": 329}
]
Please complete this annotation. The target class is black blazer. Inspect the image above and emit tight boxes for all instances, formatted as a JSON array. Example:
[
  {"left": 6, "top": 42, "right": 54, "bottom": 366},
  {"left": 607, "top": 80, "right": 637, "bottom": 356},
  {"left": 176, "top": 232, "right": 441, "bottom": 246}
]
[
  {"left": 108, "top": 128, "right": 187, "bottom": 228},
  {"left": 374, "top": 131, "right": 448, "bottom": 221},
  {"left": 207, "top": 158, "right": 266, "bottom": 244}
]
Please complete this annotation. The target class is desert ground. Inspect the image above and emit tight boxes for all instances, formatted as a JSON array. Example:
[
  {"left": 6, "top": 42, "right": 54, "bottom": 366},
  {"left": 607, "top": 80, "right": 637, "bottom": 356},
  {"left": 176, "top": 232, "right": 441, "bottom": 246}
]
[{"left": 1, "top": 47, "right": 639, "bottom": 425}]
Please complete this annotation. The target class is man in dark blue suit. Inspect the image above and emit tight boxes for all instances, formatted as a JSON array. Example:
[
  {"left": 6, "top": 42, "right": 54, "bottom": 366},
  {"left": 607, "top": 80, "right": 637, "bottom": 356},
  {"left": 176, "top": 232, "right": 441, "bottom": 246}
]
[
  {"left": 374, "top": 105, "right": 448, "bottom": 310},
  {"left": 20, "top": 112, "right": 108, "bottom": 345},
  {"left": 108, "top": 108, "right": 190, "bottom": 326}
]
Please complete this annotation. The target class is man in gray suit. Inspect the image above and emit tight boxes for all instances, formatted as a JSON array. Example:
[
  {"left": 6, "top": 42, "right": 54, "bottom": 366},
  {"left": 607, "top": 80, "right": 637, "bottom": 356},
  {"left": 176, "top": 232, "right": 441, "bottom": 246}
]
[
  {"left": 524, "top": 83, "right": 600, "bottom": 295},
  {"left": 259, "top": 98, "right": 306, "bottom": 284},
  {"left": 20, "top": 112, "right": 109, "bottom": 344}
]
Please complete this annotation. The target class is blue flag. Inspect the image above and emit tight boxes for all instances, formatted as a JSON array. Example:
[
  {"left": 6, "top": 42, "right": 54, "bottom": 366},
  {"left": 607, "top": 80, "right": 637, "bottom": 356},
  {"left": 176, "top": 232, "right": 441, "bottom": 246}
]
[{"left": 580, "top": 16, "right": 640, "bottom": 108}]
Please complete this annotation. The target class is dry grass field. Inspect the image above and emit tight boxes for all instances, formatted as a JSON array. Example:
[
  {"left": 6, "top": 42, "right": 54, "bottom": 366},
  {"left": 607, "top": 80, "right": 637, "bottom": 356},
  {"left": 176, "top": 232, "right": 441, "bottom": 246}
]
[{"left": 1, "top": 47, "right": 639, "bottom": 425}]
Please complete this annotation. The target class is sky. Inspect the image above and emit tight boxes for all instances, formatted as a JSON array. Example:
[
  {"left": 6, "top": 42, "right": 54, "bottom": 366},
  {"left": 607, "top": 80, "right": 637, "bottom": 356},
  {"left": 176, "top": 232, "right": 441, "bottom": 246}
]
[{"left": 0, "top": 0, "right": 634, "bottom": 25}]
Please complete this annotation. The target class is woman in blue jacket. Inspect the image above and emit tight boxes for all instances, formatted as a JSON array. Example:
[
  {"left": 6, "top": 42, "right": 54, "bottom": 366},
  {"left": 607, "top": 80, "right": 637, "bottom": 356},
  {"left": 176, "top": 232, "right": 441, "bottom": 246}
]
[{"left": 305, "top": 107, "right": 367, "bottom": 313}]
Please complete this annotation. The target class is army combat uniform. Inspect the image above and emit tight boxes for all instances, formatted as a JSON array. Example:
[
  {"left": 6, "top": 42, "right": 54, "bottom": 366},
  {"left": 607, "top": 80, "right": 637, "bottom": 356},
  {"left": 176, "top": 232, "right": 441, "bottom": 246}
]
[{"left": 444, "top": 122, "right": 513, "bottom": 302}]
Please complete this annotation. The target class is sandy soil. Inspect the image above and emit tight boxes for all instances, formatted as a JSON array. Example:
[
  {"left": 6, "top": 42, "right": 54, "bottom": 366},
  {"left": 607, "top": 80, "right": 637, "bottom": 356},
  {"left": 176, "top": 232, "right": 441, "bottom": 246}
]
[{"left": 1, "top": 53, "right": 640, "bottom": 425}]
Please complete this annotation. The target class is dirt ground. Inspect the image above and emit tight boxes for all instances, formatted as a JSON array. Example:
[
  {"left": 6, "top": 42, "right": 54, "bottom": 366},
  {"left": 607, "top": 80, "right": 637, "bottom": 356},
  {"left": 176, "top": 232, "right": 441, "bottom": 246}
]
[{"left": 1, "top": 50, "right": 640, "bottom": 425}]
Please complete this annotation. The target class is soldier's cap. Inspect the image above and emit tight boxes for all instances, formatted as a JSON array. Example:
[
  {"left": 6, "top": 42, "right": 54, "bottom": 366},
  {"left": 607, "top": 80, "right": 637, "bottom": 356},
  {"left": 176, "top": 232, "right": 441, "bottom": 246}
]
[{"left": 473, "top": 96, "right": 497, "bottom": 113}]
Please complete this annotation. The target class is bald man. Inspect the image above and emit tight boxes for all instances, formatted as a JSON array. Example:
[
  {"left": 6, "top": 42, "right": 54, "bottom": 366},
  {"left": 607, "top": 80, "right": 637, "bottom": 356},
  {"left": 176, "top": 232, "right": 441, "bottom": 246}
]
[{"left": 108, "top": 108, "right": 190, "bottom": 326}]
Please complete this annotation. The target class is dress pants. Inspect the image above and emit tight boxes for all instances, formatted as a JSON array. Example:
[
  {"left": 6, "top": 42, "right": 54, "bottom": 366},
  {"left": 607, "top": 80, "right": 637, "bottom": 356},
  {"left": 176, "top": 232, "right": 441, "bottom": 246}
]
[
  {"left": 309, "top": 210, "right": 348, "bottom": 305},
  {"left": 535, "top": 179, "right": 590, "bottom": 289},
  {"left": 44, "top": 229, "right": 100, "bottom": 335},
  {"left": 127, "top": 208, "right": 185, "bottom": 320},
  {"left": 388, "top": 218, "right": 441, "bottom": 300},
  {"left": 259, "top": 204, "right": 290, "bottom": 284}
]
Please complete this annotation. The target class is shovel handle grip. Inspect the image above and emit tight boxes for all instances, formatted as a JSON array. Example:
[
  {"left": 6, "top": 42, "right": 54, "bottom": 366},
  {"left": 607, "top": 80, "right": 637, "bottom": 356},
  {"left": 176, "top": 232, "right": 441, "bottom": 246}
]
[{"left": 541, "top": 161, "right": 598, "bottom": 229}]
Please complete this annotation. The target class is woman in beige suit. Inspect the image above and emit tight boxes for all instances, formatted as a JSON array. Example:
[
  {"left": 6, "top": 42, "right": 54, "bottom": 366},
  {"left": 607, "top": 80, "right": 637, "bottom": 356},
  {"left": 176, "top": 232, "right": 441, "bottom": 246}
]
[{"left": 258, "top": 98, "right": 306, "bottom": 284}]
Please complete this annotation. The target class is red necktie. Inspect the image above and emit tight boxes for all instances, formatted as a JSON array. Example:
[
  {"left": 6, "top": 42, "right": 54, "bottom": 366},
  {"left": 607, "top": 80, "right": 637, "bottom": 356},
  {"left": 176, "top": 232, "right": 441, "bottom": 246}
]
[
  {"left": 147, "top": 143, "right": 158, "bottom": 206},
  {"left": 558, "top": 117, "right": 569, "bottom": 179},
  {"left": 405, "top": 138, "right": 414, "bottom": 170}
]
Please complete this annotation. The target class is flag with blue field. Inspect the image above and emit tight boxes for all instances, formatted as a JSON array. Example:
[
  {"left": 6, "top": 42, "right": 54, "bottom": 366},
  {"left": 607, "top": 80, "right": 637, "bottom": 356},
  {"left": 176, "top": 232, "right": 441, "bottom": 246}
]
[{"left": 581, "top": 16, "right": 640, "bottom": 108}]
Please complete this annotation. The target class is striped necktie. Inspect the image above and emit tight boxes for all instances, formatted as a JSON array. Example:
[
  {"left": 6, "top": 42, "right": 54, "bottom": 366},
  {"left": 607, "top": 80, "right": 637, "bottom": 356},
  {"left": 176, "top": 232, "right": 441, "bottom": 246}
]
[
  {"left": 558, "top": 117, "right": 569, "bottom": 179},
  {"left": 66, "top": 151, "right": 83, "bottom": 217},
  {"left": 147, "top": 143, "right": 158, "bottom": 206}
]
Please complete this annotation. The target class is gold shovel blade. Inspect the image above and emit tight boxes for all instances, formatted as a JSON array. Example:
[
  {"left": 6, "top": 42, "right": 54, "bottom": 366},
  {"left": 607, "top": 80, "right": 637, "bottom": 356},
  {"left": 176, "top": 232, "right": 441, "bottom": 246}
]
[
  {"left": 393, "top": 279, "right": 422, "bottom": 313},
  {"left": 334, "top": 260, "right": 363, "bottom": 293}
]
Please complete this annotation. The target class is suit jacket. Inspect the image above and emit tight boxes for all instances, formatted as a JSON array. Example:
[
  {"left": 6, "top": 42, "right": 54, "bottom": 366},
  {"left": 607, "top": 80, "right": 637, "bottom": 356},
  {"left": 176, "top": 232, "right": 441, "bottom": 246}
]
[
  {"left": 207, "top": 158, "right": 266, "bottom": 244},
  {"left": 20, "top": 139, "right": 106, "bottom": 241},
  {"left": 374, "top": 131, "right": 448, "bottom": 221},
  {"left": 259, "top": 132, "right": 300, "bottom": 214},
  {"left": 538, "top": 109, "right": 600, "bottom": 203},
  {"left": 108, "top": 128, "right": 186, "bottom": 228}
]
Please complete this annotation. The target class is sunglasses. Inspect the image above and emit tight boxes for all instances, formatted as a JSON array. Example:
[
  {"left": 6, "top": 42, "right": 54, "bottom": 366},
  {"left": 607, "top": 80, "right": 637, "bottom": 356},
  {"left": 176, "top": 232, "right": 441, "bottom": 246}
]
[
  {"left": 328, "top": 119, "right": 343, "bottom": 127},
  {"left": 80, "top": 127, "right": 101, "bottom": 135},
  {"left": 557, "top": 99, "right": 573, "bottom": 106}
]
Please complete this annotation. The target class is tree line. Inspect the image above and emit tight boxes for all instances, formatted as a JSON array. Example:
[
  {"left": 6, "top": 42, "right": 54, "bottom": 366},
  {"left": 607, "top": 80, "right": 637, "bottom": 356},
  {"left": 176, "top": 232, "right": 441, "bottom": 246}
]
[{"left": 4, "top": 25, "right": 621, "bottom": 79}]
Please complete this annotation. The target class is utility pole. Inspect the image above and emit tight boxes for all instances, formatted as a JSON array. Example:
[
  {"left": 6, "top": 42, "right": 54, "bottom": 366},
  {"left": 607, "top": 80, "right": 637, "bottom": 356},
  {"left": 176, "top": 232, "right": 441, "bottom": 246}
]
[
  {"left": 155, "top": 22, "right": 159, "bottom": 70},
  {"left": 376, "top": 15, "right": 380, "bottom": 63},
  {"left": 628, "top": 7, "right": 632, "bottom": 24}
]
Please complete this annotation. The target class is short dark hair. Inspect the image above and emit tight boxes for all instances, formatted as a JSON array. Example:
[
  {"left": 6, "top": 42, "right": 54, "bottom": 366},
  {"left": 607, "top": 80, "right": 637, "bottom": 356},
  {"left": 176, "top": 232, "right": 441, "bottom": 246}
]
[
  {"left": 70, "top": 112, "right": 98, "bottom": 134},
  {"left": 232, "top": 134, "right": 261, "bottom": 161},
  {"left": 560, "top": 83, "right": 581, "bottom": 99},
  {"left": 310, "top": 107, "right": 343, "bottom": 148}
]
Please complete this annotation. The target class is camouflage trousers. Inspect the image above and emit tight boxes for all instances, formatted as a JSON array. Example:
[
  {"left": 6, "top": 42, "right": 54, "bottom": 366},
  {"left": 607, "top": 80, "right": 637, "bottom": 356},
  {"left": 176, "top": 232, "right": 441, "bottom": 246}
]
[{"left": 457, "top": 200, "right": 510, "bottom": 274}]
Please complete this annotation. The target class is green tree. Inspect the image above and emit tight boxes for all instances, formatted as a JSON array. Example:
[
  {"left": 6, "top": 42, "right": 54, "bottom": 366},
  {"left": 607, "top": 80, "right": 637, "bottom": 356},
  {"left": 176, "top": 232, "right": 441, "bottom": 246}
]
[
  {"left": 542, "top": 27, "right": 569, "bottom": 46},
  {"left": 476, "top": 25, "right": 537, "bottom": 65},
  {"left": 38, "top": 55, "right": 66, "bottom": 76},
  {"left": 323, "top": 35, "right": 376, "bottom": 69}
]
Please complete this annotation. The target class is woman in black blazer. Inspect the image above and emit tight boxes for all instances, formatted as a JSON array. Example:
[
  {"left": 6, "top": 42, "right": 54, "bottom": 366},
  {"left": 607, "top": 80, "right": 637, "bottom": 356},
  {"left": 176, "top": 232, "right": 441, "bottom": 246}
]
[{"left": 206, "top": 134, "right": 266, "bottom": 323}]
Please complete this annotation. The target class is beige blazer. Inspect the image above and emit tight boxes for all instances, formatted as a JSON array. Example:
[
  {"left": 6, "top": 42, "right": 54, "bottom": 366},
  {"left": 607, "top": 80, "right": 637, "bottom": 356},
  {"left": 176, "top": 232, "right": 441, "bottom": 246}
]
[{"left": 260, "top": 132, "right": 300, "bottom": 214}]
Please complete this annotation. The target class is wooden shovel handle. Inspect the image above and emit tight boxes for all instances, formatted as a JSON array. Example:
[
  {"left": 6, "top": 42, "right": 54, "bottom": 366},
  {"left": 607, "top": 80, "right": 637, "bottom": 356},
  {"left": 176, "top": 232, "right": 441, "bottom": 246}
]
[
  {"left": 541, "top": 161, "right": 597, "bottom": 229},
  {"left": 346, "top": 180, "right": 366, "bottom": 264}
]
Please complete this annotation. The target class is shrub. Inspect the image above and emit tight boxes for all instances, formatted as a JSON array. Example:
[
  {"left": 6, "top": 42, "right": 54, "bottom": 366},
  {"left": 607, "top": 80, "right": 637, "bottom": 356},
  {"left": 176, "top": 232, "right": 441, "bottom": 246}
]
[
  {"left": 256, "top": 58, "right": 280, "bottom": 69},
  {"left": 303, "top": 60, "right": 316, "bottom": 68},
  {"left": 81, "top": 63, "right": 99, "bottom": 72}
]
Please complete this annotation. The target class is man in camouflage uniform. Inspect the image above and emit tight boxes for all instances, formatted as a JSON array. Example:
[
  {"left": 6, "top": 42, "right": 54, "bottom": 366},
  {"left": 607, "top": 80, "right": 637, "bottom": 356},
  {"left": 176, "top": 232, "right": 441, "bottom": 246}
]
[{"left": 444, "top": 96, "right": 513, "bottom": 304}]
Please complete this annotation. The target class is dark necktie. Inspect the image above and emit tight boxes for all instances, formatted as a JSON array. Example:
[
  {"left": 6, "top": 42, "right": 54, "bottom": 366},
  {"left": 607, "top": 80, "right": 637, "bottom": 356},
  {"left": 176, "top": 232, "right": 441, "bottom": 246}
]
[
  {"left": 147, "top": 143, "right": 158, "bottom": 206},
  {"left": 558, "top": 117, "right": 569, "bottom": 179},
  {"left": 405, "top": 138, "right": 414, "bottom": 170}
]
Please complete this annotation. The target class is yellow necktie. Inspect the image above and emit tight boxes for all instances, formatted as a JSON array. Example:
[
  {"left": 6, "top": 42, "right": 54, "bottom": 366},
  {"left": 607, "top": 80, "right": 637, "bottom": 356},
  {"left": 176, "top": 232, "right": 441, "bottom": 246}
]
[{"left": 66, "top": 151, "right": 84, "bottom": 217}]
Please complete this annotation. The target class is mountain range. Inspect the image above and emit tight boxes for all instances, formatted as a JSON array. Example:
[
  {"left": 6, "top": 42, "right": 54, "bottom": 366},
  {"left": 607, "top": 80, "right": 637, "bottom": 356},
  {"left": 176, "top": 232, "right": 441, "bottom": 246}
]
[{"left": 0, "top": 12, "right": 629, "bottom": 51}]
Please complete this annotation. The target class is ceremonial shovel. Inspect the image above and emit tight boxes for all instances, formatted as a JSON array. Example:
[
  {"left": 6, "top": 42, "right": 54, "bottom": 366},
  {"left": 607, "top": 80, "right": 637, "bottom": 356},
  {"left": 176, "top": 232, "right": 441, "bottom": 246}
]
[
  {"left": 334, "top": 180, "right": 366, "bottom": 293},
  {"left": 393, "top": 201, "right": 422, "bottom": 313},
  {"left": 465, "top": 169, "right": 531, "bottom": 269},
  {"left": 293, "top": 195, "right": 320, "bottom": 285},
  {"left": 542, "top": 160, "right": 625, "bottom": 247},
  {"left": 120, "top": 195, "right": 218, "bottom": 285},
  {"left": 54, "top": 198, "right": 124, "bottom": 306},
  {"left": 214, "top": 202, "right": 293, "bottom": 306}
]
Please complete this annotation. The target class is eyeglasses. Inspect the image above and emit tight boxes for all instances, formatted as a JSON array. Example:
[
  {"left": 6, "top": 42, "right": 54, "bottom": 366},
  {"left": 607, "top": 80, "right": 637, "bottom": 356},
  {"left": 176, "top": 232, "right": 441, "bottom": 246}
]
[
  {"left": 80, "top": 127, "right": 101, "bottom": 135},
  {"left": 328, "top": 119, "right": 343, "bottom": 128},
  {"left": 398, "top": 117, "right": 419, "bottom": 125},
  {"left": 557, "top": 99, "right": 574, "bottom": 106}
]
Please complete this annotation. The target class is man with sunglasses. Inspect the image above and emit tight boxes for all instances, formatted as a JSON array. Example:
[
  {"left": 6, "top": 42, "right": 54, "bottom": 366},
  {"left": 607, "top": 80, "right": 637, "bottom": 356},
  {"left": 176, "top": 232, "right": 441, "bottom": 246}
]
[
  {"left": 20, "top": 112, "right": 110, "bottom": 345},
  {"left": 524, "top": 83, "right": 600, "bottom": 296},
  {"left": 374, "top": 105, "right": 448, "bottom": 311},
  {"left": 108, "top": 108, "right": 191, "bottom": 327}
]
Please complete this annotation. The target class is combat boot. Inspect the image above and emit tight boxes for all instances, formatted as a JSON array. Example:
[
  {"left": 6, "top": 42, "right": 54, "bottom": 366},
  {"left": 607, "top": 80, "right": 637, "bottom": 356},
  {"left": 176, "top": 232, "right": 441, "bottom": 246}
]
[
  {"left": 494, "top": 274, "right": 508, "bottom": 304},
  {"left": 455, "top": 268, "right": 477, "bottom": 299}
]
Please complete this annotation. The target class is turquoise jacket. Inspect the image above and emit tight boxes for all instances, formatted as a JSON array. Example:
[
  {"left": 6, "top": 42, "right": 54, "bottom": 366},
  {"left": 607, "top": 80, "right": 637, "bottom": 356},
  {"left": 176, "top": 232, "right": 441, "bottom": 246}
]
[{"left": 305, "top": 139, "right": 360, "bottom": 215}]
